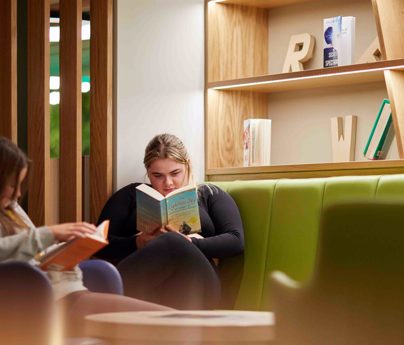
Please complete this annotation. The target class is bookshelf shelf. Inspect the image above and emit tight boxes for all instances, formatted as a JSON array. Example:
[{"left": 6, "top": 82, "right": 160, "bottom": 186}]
[
  {"left": 209, "top": 0, "right": 315, "bottom": 9},
  {"left": 206, "top": 160, "right": 404, "bottom": 181},
  {"left": 208, "top": 59, "right": 404, "bottom": 93}
]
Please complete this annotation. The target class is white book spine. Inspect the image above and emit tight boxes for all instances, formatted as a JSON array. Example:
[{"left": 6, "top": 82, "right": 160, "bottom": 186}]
[
  {"left": 243, "top": 119, "right": 271, "bottom": 167},
  {"left": 243, "top": 120, "right": 251, "bottom": 167},
  {"left": 323, "top": 16, "right": 355, "bottom": 67},
  {"left": 339, "top": 16, "right": 355, "bottom": 66}
]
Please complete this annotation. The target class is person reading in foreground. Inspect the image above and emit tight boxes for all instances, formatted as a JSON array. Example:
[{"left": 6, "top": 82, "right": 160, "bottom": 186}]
[
  {"left": 0, "top": 136, "right": 170, "bottom": 342},
  {"left": 96, "top": 133, "right": 245, "bottom": 309}
]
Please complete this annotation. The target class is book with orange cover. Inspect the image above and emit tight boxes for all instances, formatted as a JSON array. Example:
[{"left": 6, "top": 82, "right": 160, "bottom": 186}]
[{"left": 37, "top": 220, "right": 109, "bottom": 271}]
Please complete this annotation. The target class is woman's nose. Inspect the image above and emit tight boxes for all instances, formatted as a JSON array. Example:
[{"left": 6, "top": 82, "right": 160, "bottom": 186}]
[{"left": 164, "top": 176, "right": 173, "bottom": 186}]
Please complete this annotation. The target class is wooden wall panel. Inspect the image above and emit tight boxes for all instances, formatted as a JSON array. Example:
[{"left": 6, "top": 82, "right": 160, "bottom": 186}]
[
  {"left": 206, "top": 89, "right": 269, "bottom": 169},
  {"left": 59, "top": 0, "right": 82, "bottom": 222},
  {"left": 0, "top": 0, "right": 17, "bottom": 141},
  {"left": 27, "top": 0, "right": 51, "bottom": 225},
  {"left": 90, "top": 0, "right": 113, "bottom": 223},
  {"left": 207, "top": 3, "right": 268, "bottom": 82}
]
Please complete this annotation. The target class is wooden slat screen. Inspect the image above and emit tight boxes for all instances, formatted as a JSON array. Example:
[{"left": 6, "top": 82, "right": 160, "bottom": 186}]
[
  {"left": 4, "top": 0, "right": 114, "bottom": 226},
  {"left": 59, "top": 0, "right": 83, "bottom": 222},
  {"left": 90, "top": 0, "right": 114, "bottom": 223},
  {"left": 0, "top": 0, "right": 17, "bottom": 141}
]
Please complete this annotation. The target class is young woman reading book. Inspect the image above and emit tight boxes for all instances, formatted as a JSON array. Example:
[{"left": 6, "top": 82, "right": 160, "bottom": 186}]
[
  {"left": 0, "top": 137, "right": 170, "bottom": 340},
  {"left": 96, "top": 133, "right": 245, "bottom": 309}
]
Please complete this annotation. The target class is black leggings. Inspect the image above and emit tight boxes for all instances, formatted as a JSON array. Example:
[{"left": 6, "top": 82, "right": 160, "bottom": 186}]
[{"left": 117, "top": 232, "right": 221, "bottom": 309}]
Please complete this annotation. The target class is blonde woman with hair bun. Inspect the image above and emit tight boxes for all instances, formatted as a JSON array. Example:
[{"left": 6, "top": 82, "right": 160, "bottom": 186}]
[{"left": 96, "top": 133, "right": 244, "bottom": 309}]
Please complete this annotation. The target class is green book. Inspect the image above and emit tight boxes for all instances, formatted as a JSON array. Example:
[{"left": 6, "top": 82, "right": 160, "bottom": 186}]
[{"left": 363, "top": 99, "right": 393, "bottom": 160}]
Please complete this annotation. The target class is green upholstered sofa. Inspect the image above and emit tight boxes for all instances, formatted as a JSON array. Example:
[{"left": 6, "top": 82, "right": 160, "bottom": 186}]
[{"left": 214, "top": 174, "right": 404, "bottom": 311}]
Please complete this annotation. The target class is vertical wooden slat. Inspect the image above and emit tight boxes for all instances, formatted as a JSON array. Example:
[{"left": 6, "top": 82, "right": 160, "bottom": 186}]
[
  {"left": 385, "top": 70, "right": 404, "bottom": 158},
  {"left": 372, "top": 0, "right": 404, "bottom": 60},
  {"left": 373, "top": 0, "right": 404, "bottom": 158},
  {"left": 59, "top": 0, "right": 82, "bottom": 222},
  {"left": 90, "top": 0, "right": 113, "bottom": 223},
  {"left": 0, "top": 0, "right": 17, "bottom": 141},
  {"left": 27, "top": 0, "right": 50, "bottom": 225}
]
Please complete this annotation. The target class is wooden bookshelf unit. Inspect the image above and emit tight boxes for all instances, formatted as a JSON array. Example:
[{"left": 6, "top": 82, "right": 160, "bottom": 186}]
[{"left": 205, "top": 0, "right": 404, "bottom": 181}]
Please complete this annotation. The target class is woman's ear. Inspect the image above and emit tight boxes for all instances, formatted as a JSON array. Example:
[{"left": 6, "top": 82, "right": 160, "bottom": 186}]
[{"left": 144, "top": 173, "right": 150, "bottom": 183}]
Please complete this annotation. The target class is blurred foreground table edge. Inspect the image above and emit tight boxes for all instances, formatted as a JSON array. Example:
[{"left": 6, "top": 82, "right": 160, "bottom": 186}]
[{"left": 85, "top": 309, "right": 275, "bottom": 345}]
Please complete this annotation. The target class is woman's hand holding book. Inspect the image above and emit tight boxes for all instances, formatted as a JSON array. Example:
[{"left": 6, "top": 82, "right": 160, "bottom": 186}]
[{"left": 49, "top": 222, "right": 96, "bottom": 242}]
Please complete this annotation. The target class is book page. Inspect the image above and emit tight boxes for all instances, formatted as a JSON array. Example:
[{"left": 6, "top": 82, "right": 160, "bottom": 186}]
[
  {"left": 166, "top": 184, "right": 197, "bottom": 198},
  {"left": 136, "top": 188, "right": 167, "bottom": 233},
  {"left": 136, "top": 183, "right": 164, "bottom": 200},
  {"left": 86, "top": 220, "right": 109, "bottom": 241}
]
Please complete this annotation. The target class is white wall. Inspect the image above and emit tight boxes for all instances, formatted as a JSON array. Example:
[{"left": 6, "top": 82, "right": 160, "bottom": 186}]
[{"left": 115, "top": 0, "right": 205, "bottom": 189}]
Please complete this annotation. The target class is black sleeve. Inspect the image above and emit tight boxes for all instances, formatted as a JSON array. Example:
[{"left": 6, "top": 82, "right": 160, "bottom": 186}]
[
  {"left": 95, "top": 184, "right": 139, "bottom": 264},
  {"left": 191, "top": 186, "right": 244, "bottom": 259}
]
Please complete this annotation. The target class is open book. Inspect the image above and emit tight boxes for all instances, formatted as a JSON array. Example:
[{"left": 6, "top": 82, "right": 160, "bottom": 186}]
[
  {"left": 37, "top": 220, "right": 110, "bottom": 271},
  {"left": 136, "top": 184, "right": 201, "bottom": 235}
]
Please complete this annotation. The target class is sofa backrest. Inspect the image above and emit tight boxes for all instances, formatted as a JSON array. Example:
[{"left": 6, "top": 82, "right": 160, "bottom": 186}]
[{"left": 214, "top": 174, "right": 404, "bottom": 311}]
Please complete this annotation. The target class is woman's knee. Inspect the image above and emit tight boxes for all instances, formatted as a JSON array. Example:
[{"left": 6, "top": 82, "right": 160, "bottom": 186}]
[{"left": 154, "top": 231, "right": 190, "bottom": 247}]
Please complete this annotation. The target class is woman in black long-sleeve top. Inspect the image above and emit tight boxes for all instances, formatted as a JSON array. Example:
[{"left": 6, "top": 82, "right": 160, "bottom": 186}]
[{"left": 96, "top": 133, "right": 244, "bottom": 309}]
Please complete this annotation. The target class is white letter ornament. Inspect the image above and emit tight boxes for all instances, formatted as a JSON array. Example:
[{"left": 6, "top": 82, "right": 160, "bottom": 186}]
[
  {"left": 282, "top": 33, "right": 315, "bottom": 73},
  {"left": 331, "top": 115, "right": 357, "bottom": 162}
]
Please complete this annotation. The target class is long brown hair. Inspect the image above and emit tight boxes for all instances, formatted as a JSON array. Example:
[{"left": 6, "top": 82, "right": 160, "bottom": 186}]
[
  {"left": 143, "top": 133, "right": 192, "bottom": 183},
  {"left": 0, "top": 137, "right": 30, "bottom": 234}
]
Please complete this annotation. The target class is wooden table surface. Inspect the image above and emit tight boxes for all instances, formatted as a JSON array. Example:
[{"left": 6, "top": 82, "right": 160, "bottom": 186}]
[{"left": 85, "top": 310, "right": 275, "bottom": 345}]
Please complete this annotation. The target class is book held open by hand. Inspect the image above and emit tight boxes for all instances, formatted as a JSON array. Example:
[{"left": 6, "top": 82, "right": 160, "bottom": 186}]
[
  {"left": 136, "top": 184, "right": 201, "bottom": 235},
  {"left": 37, "top": 220, "right": 110, "bottom": 271}
]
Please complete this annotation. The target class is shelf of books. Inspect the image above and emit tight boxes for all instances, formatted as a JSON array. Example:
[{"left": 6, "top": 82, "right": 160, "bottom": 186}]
[
  {"left": 208, "top": 59, "right": 404, "bottom": 93},
  {"left": 205, "top": 0, "right": 404, "bottom": 182},
  {"left": 206, "top": 160, "right": 404, "bottom": 181}
]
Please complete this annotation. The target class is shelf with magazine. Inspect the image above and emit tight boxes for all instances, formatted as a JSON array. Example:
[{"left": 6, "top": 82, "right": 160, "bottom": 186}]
[{"left": 205, "top": 0, "right": 404, "bottom": 181}]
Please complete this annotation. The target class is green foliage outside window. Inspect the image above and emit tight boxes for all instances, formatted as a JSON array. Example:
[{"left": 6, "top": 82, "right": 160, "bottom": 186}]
[{"left": 50, "top": 91, "right": 90, "bottom": 158}]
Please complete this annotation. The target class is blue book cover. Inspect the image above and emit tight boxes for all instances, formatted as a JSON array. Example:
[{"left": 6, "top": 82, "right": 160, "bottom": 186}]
[{"left": 136, "top": 184, "right": 201, "bottom": 234}]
